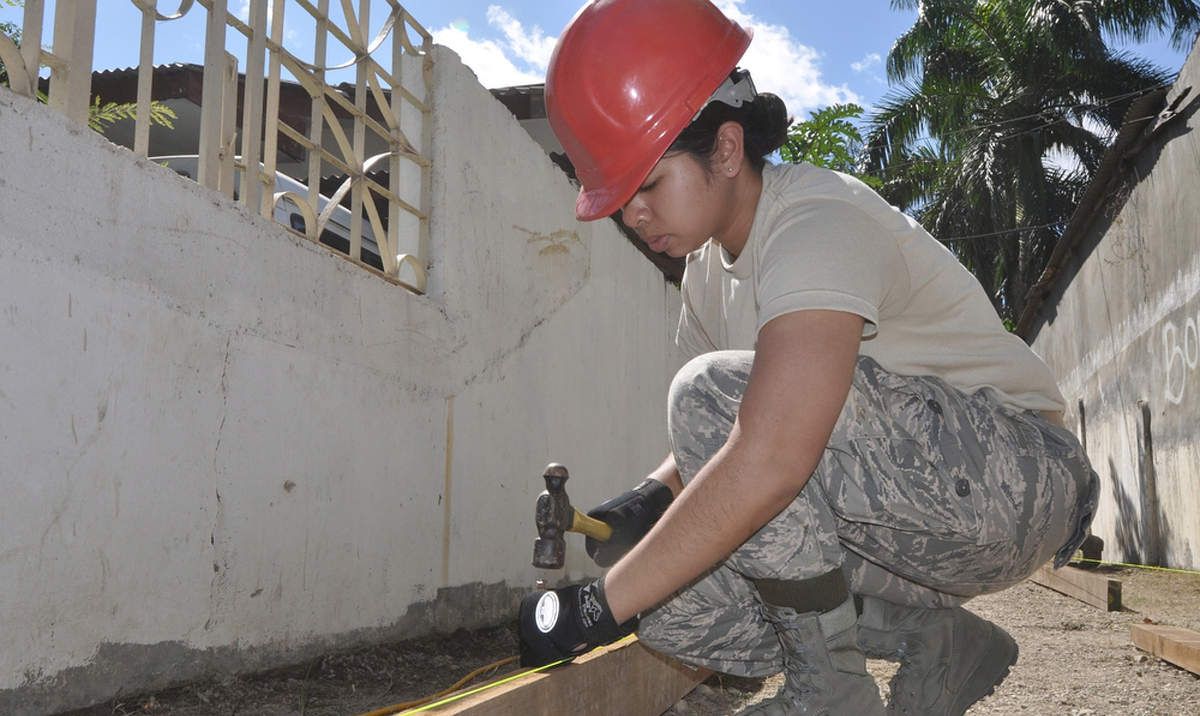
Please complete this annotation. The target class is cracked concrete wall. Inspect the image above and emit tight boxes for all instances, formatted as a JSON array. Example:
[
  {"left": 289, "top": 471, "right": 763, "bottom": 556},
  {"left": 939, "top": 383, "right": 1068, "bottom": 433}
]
[
  {"left": 1028, "top": 40, "right": 1200, "bottom": 571},
  {"left": 0, "top": 45, "right": 684, "bottom": 714}
]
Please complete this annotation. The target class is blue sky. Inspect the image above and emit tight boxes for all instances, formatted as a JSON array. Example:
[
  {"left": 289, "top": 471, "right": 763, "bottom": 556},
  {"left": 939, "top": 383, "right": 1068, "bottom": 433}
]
[{"left": 1, "top": 1, "right": 1193, "bottom": 119}]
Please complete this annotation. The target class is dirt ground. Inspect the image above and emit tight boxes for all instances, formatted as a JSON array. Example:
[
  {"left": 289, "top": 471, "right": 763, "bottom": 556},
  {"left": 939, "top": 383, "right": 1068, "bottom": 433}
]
[
  {"left": 60, "top": 566, "right": 1200, "bottom": 716},
  {"left": 673, "top": 566, "right": 1200, "bottom": 715}
]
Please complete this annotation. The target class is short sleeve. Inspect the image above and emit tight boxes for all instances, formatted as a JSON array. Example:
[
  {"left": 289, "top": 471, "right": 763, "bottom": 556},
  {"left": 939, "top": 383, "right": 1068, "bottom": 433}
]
[{"left": 755, "top": 201, "right": 906, "bottom": 339}]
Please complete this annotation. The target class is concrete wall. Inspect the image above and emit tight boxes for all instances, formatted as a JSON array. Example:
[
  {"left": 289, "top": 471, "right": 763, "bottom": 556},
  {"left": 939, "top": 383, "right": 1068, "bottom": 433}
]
[
  {"left": 0, "top": 46, "right": 684, "bottom": 714},
  {"left": 1028, "top": 41, "right": 1200, "bottom": 571}
]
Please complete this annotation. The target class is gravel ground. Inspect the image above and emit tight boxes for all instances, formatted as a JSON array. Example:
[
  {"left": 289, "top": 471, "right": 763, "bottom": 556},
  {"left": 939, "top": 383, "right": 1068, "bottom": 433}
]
[
  {"left": 672, "top": 566, "right": 1200, "bottom": 715},
  {"left": 60, "top": 566, "right": 1200, "bottom": 715}
]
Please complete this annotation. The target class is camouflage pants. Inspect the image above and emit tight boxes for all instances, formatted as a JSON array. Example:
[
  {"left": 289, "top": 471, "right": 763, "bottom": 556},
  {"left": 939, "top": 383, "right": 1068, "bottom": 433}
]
[{"left": 638, "top": 351, "right": 1098, "bottom": 677}]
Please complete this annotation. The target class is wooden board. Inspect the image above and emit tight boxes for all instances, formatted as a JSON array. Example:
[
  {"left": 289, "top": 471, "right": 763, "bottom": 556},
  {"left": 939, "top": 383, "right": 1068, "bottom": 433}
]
[
  {"left": 426, "top": 637, "right": 711, "bottom": 715},
  {"left": 1131, "top": 623, "right": 1200, "bottom": 676},
  {"left": 1028, "top": 563, "right": 1121, "bottom": 611}
]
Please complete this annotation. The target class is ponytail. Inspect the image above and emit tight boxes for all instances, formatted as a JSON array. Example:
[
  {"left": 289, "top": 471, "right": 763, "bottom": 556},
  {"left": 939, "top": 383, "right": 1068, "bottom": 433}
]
[{"left": 668, "top": 72, "right": 790, "bottom": 173}]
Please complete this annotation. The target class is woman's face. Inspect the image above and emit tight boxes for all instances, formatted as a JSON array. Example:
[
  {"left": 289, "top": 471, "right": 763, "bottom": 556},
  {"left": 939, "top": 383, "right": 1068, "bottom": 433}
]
[{"left": 620, "top": 152, "right": 731, "bottom": 258}]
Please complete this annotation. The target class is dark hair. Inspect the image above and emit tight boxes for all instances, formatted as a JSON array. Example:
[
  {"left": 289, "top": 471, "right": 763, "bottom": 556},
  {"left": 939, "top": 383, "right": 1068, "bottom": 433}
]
[{"left": 668, "top": 79, "right": 790, "bottom": 173}]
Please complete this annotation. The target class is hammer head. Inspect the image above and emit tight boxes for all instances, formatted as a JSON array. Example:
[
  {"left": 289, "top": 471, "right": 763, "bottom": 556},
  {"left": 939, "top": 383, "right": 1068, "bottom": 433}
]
[{"left": 532, "top": 463, "right": 570, "bottom": 569}]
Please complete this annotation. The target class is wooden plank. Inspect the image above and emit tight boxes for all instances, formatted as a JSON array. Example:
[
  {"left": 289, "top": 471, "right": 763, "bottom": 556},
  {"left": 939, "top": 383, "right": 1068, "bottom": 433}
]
[
  {"left": 427, "top": 637, "right": 710, "bottom": 715},
  {"left": 1131, "top": 623, "right": 1200, "bottom": 676},
  {"left": 1028, "top": 563, "right": 1121, "bottom": 611}
]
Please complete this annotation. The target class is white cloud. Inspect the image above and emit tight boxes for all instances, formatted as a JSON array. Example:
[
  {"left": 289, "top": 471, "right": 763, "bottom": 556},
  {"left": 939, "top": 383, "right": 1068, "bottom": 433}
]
[
  {"left": 852, "top": 52, "right": 882, "bottom": 73},
  {"left": 430, "top": 5, "right": 555, "bottom": 88},
  {"left": 431, "top": 0, "right": 858, "bottom": 112},
  {"left": 713, "top": 0, "right": 859, "bottom": 116},
  {"left": 851, "top": 52, "right": 885, "bottom": 87},
  {"left": 432, "top": 24, "right": 543, "bottom": 87},
  {"left": 485, "top": 6, "right": 556, "bottom": 73}
]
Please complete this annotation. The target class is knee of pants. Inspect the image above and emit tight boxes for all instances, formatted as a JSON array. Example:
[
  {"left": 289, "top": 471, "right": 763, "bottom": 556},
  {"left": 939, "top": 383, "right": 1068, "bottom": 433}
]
[
  {"left": 668, "top": 352, "right": 752, "bottom": 418},
  {"left": 667, "top": 351, "right": 753, "bottom": 479}
]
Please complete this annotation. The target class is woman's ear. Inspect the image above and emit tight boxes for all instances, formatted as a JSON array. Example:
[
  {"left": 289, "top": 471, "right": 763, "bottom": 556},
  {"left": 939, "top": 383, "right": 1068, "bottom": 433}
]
[{"left": 715, "top": 120, "right": 747, "bottom": 177}]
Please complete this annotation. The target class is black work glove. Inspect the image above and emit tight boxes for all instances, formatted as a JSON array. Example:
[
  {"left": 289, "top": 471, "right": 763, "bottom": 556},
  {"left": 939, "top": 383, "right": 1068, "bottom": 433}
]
[
  {"left": 585, "top": 479, "right": 675, "bottom": 567},
  {"left": 517, "top": 579, "right": 637, "bottom": 667}
]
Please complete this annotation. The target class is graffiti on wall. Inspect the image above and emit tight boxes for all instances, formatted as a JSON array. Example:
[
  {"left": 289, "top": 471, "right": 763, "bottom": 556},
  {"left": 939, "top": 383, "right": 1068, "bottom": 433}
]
[
  {"left": 1058, "top": 253, "right": 1200, "bottom": 402},
  {"left": 1163, "top": 312, "right": 1200, "bottom": 404}
]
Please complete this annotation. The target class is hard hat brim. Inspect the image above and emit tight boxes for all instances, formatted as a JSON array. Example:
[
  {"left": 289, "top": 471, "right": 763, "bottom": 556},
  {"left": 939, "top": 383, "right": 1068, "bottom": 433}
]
[{"left": 574, "top": 154, "right": 659, "bottom": 221}]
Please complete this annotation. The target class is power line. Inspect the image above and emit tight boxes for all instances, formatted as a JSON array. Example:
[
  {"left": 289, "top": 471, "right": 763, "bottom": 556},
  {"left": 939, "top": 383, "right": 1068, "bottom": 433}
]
[
  {"left": 938, "top": 220, "right": 1066, "bottom": 244},
  {"left": 911, "top": 82, "right": 1166, "bottom": 142},
  {"left": 860, "top": 83, "right": 1169, "bottom": 245},
  {"left": 872, "top": 81, "right": 1170, "bottom": 147},
  {"left": 863, "top": 82, "right": 1169, "bottom": 177}
]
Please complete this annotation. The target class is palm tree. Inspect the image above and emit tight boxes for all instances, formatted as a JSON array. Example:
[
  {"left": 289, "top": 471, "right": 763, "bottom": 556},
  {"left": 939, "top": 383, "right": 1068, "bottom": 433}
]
[{"left": 866, "top": 0, "right": 1199, "bottom": 322}]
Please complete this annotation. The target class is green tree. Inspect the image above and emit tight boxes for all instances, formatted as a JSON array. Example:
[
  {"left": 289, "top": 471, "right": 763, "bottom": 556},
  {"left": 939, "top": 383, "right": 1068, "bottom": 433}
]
[
  {"left": 865, "top": 0, "right": 1199, "bottom": 322},
  {"left": 782, "top": 103, "right": 880, "bottom": 188}
]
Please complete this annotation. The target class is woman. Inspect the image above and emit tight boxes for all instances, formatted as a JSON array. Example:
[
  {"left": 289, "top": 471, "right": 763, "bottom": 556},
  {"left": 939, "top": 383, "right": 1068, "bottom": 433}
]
[{"left": 517, "top": 1, "right": 1098, "bottom": 714}]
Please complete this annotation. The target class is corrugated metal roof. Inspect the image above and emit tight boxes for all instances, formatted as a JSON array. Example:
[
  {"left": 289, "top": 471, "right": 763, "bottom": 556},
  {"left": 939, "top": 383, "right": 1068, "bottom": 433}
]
[{"left": 92, "top": 62, "right": 200, "bottom": 79}]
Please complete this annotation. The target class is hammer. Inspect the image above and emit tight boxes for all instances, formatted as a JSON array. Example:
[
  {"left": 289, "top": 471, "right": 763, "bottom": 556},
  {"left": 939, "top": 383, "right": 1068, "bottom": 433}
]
[{"left": 532, "top": 463, "right": 613, "bottom": 569}]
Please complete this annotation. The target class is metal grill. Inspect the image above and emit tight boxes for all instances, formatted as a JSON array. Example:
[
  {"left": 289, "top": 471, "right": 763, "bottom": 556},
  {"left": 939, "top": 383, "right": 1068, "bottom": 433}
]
[{"left": 0, "top": 0, "right": 433, "bottom": 293}]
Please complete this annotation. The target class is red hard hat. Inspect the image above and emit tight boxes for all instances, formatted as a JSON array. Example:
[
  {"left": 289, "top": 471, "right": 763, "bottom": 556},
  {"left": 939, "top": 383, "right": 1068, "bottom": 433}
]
[{"left": 546, "top": 0, "right": 752, "bottom": 221}]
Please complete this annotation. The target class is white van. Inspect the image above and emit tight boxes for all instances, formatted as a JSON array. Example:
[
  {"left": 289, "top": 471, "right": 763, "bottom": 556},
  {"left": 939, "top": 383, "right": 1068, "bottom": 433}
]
[{"left": 152, "top": 155, "right": 384, "bottom": 270}]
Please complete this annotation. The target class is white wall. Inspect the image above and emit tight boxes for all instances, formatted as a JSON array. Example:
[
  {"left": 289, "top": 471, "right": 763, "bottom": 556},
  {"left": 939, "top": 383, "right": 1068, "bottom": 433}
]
[
  {"left": 1029, "top": 40, "right": 1200, "bottom": 571},
  {"left": 0, "top": 45, "right": 683, "bottom": 714}
]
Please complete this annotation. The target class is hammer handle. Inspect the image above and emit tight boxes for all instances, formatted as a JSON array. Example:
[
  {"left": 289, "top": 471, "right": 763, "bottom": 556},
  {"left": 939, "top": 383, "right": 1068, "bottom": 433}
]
[{"left": 569, "top": 509, "right": 613, "bottom": 542}]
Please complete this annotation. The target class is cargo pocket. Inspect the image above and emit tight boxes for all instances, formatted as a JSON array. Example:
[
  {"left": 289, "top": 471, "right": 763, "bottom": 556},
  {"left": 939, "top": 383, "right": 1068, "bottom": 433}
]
[
  {"left": 828, "top": 359, "right": 992, "bottom": 544},
  {"left": 823, "top": 435, "right": 983, "bottom": 544}
]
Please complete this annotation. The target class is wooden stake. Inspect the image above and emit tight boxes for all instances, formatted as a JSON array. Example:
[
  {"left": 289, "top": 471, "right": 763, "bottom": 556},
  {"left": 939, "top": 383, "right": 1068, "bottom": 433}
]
[
  {"left": 1028, "top": 563, "right": 1121, "bottom": 611},
  {"left": 425, "top": 637, "right": 710, "bottom": 715},
  {"left": 1131, "top": 623, "right": 1200, "bottom": 676}
]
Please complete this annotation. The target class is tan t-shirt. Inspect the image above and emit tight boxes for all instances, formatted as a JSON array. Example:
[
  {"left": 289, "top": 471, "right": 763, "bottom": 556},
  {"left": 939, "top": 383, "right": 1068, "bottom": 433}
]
[{"left": 676, "top": 163, "right": 1065, "bottom": 412}]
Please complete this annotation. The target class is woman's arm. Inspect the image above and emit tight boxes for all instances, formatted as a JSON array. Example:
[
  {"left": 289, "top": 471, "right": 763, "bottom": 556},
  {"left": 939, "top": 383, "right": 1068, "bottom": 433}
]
[{"left": 604, "top": 309, "right": 864, "bottom": 623}]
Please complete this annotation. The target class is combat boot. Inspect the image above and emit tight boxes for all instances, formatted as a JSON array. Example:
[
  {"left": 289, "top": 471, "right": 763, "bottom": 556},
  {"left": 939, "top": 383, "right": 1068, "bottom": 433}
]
[
  {"left": 857, "top": 596, "right": 1018, "bottom": 715},
  {"left": 737, "top": 594, "right": 885, "bottom": 715}
]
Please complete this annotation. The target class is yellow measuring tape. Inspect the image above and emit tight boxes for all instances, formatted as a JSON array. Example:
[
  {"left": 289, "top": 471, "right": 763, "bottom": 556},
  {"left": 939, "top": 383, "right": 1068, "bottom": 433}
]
[
  {"left": 361, "top": 634, "right": 640, "bottom": 715},
  {"left": 355, "top": 655, "right": 526, "bottom": 716},
  {"left": 1072, "top": 557, "right": 1200, "bottom": 577},
  {"left": 394, "top": 657, "right": 571, "bottom": 714}
]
